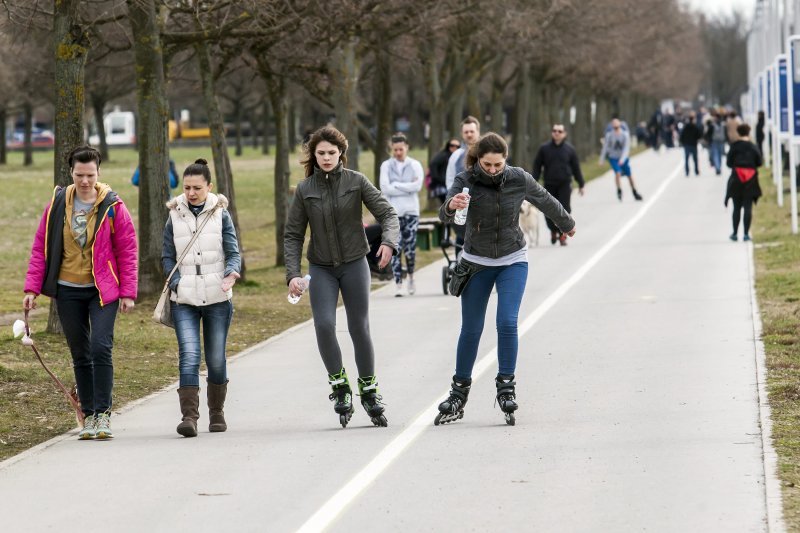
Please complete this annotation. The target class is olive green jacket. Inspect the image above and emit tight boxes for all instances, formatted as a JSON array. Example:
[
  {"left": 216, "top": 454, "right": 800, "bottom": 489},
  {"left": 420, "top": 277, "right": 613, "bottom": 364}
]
[{"left": 285, "top": 164, "right": 399, "bottom": 283}]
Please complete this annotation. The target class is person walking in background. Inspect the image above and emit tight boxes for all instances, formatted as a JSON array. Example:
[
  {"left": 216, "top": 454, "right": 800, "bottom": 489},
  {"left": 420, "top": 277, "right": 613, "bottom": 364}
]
[
  {"left": 600, "top": 118, "right": 643, "bottom": 201},
  {"left": 23, "top": 145, "right": 138, "bottom": 440},
  {"left": 705, "top": 111, "right": 726, "bottom": 175},
  {"left": 435, "top": 133, "right": 576, "bottom": 426},
  {"left": 756, "top": 110, "right": 765, "bottom": 157},
  {"left": 679, "top": 112, "right": 702, "bottom": 177},
  {"left": 446, "top": 116, "right": 481, "bottom": 258},
  {"left": 726, "top": 111, "right": 742, "bottom": 144},
  {"left": 428, "top": 138, "right": 460, "bottom": 205},
  {"left": 380, "top": 133, "right": 424, "bottom": 297},
  {"left": 725, "top": 124, "right": 762, "bottom": 242},
  {"left": 162, "top": 159, "right": 241, "bottom": 438},
  {"left": 531, "top": 123, "right": 585, "bottom": 245},
  {"left": 445, "top": 116, "right": 481, "bottom": 190},
  {"left": 285, "top": 126, "right": 399, "bottom": 428}
]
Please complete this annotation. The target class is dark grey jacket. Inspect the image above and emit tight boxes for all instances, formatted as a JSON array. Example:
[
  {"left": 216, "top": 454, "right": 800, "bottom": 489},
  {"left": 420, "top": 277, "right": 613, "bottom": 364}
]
[
  {"left": 285, "top": 164, "right": 400, "bottom": 283},
  {"left": 440, "top": 164, "right": 575, "bottom": 258}
]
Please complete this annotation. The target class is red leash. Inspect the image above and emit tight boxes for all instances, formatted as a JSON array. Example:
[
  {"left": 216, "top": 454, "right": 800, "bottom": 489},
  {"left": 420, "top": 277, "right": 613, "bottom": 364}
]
[{"left": 20, "top": 310, "right": 84, "bottom": 427}]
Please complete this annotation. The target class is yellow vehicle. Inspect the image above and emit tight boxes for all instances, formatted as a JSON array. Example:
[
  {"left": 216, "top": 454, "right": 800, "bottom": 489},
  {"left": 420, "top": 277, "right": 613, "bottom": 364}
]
[{"left": 168, "top": 120, "right": 214, "bottom": 141}]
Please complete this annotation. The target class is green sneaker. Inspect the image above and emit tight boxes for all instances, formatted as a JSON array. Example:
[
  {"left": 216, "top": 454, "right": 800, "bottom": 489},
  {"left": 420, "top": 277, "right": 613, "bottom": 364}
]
[
  {"left": 78, "top": 415, "right": 96, "bottom": 440},
  {"left": 95, "top": 412, "right": 114, "bottom": 439}
]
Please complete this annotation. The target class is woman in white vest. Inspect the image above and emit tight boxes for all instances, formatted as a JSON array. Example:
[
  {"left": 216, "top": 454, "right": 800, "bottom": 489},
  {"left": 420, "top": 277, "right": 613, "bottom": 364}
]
[
  {"left": 379, "top": 133, "right": 424, "bottom": 297},
  {"left": 162, "top": 158, "right": 241, "bottom": 438}
]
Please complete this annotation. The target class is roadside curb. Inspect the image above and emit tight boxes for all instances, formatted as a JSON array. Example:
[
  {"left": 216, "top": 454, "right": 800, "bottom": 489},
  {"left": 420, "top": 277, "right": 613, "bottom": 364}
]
[{"left": 748, "top": 240, "right": 787, "bottom": 532}]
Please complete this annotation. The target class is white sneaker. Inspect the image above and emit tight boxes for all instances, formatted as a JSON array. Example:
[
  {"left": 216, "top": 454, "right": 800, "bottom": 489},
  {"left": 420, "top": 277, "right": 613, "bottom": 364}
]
[
  {"left": 394, "top": 282, "right": 404, "bottom": 297},
  {"left": 407, "top": 278, "right": 416, "bottom": 295}
]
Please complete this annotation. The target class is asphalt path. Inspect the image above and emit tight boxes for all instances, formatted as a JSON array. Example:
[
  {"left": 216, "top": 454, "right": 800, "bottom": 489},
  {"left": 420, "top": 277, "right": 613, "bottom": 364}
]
[{"left": 0, "top": 148, "right": 784, "bottom": 532}]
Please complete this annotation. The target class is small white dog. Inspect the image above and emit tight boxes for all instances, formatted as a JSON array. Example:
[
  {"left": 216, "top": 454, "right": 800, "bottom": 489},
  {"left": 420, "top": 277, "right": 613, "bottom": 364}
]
[{"left": 519, "top": 201, "right": 539, "bottom": 247}]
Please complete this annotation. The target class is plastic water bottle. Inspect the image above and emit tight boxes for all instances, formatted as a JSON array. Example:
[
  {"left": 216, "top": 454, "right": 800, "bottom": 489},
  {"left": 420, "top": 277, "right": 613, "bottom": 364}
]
[
  {"left": 454, "top": 187, "right": 470, "bottom": 225},
  {"left": 287, "top": 274, "right": 311, "bottom": 304}
]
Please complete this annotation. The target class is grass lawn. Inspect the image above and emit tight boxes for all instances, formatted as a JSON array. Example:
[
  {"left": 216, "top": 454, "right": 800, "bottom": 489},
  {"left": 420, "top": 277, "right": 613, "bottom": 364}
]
[
  {"left": 0, "top": 142, "right": 615, "bottom": 461},
  {"left": 752, "top": 166, "right": 800, "bottom": 530}
]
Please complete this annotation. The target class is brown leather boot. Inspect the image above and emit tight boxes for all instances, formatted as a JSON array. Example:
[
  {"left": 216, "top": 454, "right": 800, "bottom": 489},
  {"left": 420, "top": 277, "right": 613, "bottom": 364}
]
[
  {"left": 207, "top": 380, "right": 228, "bottom": 432},
  {"left": 176, "top": 387, "right": 199, "bottom": 437}
]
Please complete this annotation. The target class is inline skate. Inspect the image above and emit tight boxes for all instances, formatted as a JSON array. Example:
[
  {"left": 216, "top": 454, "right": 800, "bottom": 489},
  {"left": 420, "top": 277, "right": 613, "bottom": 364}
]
[
  {"left": 434, "top": 376, "right": 472, "bottom": 425},
  {"left": 495, "top": 374, "right": 518, "bottom": 426},
  {"left": 328, "top": 368, "right": 355, "bottom": 428},
  {"left": 357, "top": 375, "right": 388, "bottom": 427}
]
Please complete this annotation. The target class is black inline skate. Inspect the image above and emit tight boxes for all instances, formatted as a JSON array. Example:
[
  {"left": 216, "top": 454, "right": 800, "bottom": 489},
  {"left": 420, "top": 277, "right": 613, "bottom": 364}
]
[
  {"left": 434, "top": 376, "right": 472, "bottom": 425},
  {"left": 357, "top": 376, "right": 388, "bottom": 427},
  {"left": 495, "top": 374, "right": 518, "bottom": 426},
  {"left": 328, "top": 368, "right": 355, "bottom": 428}
]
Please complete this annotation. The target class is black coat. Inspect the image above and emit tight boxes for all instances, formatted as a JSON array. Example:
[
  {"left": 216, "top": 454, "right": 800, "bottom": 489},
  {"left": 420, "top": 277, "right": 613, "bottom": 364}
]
[
  {"left": 679, "top": 122, "right": 703, "bottom": 146},
  {"left": 725, "top": 140, "right": 763, "bottom": 206},
  {"left": 429, "top": 149, "right": 451, "bottom": 187}
]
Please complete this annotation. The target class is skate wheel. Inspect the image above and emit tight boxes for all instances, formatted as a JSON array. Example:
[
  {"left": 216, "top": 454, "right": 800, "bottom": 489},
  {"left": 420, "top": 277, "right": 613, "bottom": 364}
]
[
  {"left": 372, "top": 415, "right": 388, "bottom": 427},
  {"left": 434, "top": 413, "right": 443, "bottom": 426},
  {"left": 505, "top": 413, "right": 515, "bottom": 426}
]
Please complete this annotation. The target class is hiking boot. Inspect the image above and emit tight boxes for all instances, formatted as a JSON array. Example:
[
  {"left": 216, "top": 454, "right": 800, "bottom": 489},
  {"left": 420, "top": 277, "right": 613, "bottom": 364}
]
[
  {"left": 177, "top": 386, "right": 200, "bottom": 437},
  {"left": 633, "top": 190, "right": 643, "bottom": 201},
  {"left": 729, "top": 233, "right": 738, "bottom": 242},
  {"left": 78, "top": 414, "right": 96, "bottom": 440},
  {"left": 394, "top": 282, "right": 404, "bottom": 297},
  {"left": 95, "top": 412, "right": 113, "bottom": 439},
  {"left": 743, "top": 234, "right": 751, "bottom": 242},
  {"left": 550, "top": 230, "right": 558, "bottom": 245},
  {"left": 617, "top": 189, "right": 622, "bottom": 201},
  {"left": 407, "top": 278, "right": 416, "bottom": 295}
]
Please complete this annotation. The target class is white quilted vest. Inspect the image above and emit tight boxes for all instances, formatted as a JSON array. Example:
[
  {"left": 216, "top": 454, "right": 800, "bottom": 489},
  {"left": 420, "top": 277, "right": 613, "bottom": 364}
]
[{"left": 167, "top": 192, "right": 231, "bottom": 306}]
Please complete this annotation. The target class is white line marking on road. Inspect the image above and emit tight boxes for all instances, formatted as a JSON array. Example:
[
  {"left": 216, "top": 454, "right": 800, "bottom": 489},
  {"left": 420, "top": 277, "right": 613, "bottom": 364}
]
[{"left": 297, "top": 163, "right": 683, "bottom": 533}]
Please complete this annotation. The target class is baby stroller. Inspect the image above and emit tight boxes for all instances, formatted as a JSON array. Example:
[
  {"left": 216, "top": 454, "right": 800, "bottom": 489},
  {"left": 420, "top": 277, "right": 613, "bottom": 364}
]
[
  {"left": 440, "top": 223, "right": 462, "bottom": 295},
  {"left": 364, "top": 224, "right": 393, "bottom": 281}
]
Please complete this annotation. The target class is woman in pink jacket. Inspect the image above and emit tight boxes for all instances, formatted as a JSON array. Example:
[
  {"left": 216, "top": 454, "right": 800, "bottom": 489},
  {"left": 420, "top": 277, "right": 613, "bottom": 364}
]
[{"left": 23, "top": 146, "right": 138, "bottom": 440}]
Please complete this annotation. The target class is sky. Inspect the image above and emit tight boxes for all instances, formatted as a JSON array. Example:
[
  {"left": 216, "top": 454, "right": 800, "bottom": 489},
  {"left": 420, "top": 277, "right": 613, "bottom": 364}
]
[{"left": 681, "top": 0, "right": 756, "bottom": 19}]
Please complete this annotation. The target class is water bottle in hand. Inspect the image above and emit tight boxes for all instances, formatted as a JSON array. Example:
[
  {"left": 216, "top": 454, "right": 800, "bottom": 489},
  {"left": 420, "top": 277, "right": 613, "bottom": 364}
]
[
  {"left": 287, "top": 274, "right": 311, "bottom": 304},
  {"left": 454, "top": 187, "right": 470, "bottom": 225}
]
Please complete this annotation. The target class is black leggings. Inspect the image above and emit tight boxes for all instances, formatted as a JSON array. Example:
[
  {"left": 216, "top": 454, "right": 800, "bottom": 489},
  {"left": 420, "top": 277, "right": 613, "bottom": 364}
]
[{"left": 731, "top": 197, "right": 753, "bottom": 236}]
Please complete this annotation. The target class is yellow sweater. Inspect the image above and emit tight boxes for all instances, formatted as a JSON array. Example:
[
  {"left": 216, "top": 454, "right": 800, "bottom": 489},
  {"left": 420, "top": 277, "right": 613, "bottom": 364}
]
[{"left": 58, "top": 184, "right": 110, "bottom": 285}]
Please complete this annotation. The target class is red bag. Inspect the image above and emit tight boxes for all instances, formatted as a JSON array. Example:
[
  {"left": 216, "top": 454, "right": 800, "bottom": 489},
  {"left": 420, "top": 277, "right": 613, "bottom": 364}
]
[{"left": 735, "top": 168, "right": 756, "bottom": 183}]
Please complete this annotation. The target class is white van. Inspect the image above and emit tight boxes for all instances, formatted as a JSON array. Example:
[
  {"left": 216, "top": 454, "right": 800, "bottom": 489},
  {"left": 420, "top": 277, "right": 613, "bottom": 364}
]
[{"left": 89, "top": 111, "right": 136, "bottom": 146}]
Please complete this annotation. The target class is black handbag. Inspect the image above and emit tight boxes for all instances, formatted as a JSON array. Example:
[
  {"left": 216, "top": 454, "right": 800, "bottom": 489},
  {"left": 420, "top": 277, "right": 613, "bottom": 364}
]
[{"left": 448, "top": 258, "right": 486, "bottom": 297}]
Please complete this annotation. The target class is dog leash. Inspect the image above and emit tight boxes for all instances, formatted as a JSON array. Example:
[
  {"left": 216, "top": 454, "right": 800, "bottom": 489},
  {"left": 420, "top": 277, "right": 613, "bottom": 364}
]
[{"left": 21, "top": 309, "right": 85, "bottom": 426}]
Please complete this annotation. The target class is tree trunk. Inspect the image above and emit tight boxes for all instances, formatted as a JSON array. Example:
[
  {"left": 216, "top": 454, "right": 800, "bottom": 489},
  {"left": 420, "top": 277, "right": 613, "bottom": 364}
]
[
  {"left": 0, "top": 108, "right": 6, "bottom": 164},
  {"left": 50, "top": 0, "right": 90, "bottom": 333},
  {"left": 424, "top": 55, "right": 445, "bottom": 163},
  {"left": 194, "top": 38, "right": 246, "bottom": 280},
  {"left": 91, "top": 94, "right": 110, "bottom": 162},
  {"left": 529, "top": 76, "right": 546, "bottom": 148},
  {"left": 467, "top": 83, "right": 481, "bottom": 121},
  {"left": 490, "top": 80, "right": 504, "bottom": 135},
  {"left": 262, "top": 97, "right": 271, "bottom": 154},
  {"left": 264, "top": 70, "right": 290, "bottom": 267},
  {"left": 23, "top": 102, "right": 33, "bottom": 166},
  {"left": 288, "top": 100, "right": 298, "bottom": 153},
  {"left": 373, "top": 45, "right": 392, "bottom": 187},
  {"left": 128, "top": 0, "right": 171, "bottom": 296},
  {"left": 511, "top": 63, "right": 530, "bottom": 168},
  {"left": 573, "top": 91, "right": 592, "bottom": 159},
  {"left": 234, "top": 100, "right": 243, "bottom": 157},
  {"left": 448, "top": 92, "right": 465, "bottom": 141},
  {"left": 330, "top": 39, "right": 360, "bottom": 171}
]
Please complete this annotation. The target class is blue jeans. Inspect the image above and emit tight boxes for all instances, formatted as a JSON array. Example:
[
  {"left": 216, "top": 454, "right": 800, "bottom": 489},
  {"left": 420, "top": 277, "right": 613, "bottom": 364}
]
[
  {"left": 710, "top": 142, "right": 724, "bottom": 174},
  {"left": 56, "top": 285, "right": 119, "bottom": 415},
  {"left": 172, "top": 300, "right": 233, "bottom": 387},
  {"left": 683, "top": 145, "right": 698, "bottom": 176},
  {"left": 455, "top": 262, "right": 528, "bottom": 379}
]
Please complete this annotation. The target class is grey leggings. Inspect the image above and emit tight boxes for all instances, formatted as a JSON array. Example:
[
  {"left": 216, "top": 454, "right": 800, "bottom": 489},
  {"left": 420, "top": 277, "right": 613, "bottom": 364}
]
[{"left": 308, "top": 258, "right": 375, "bottom": 377}]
